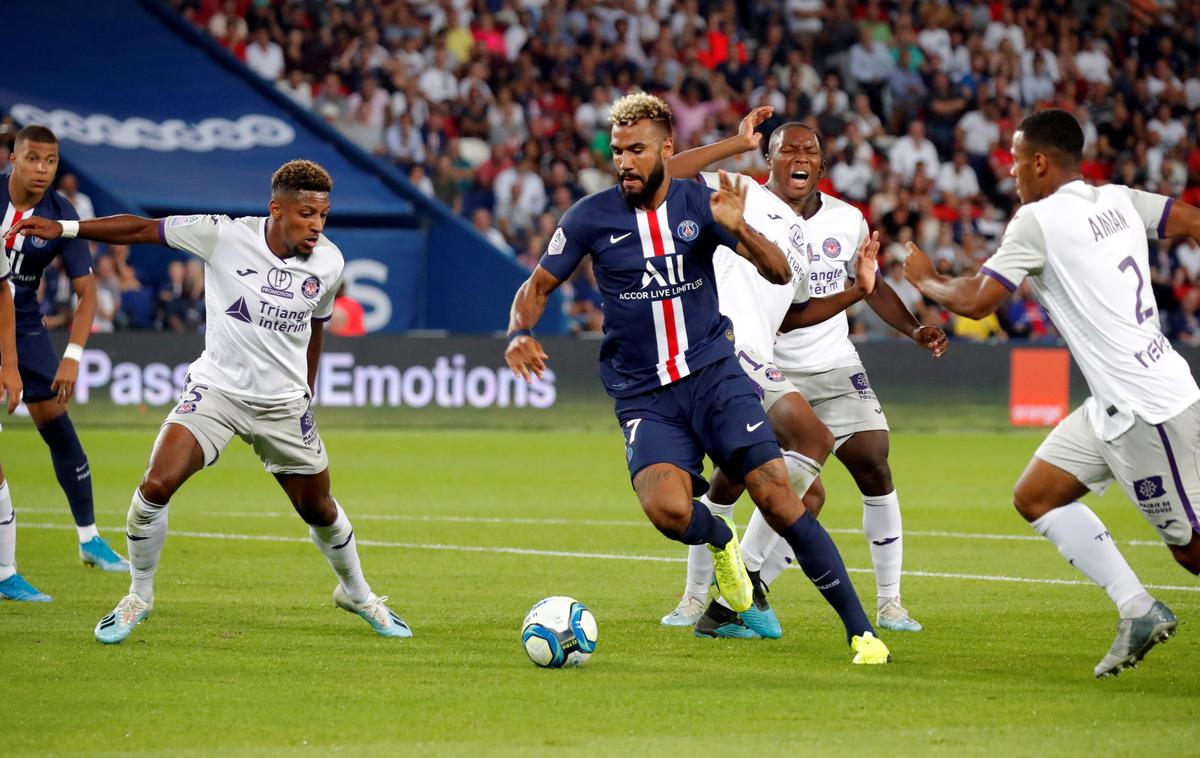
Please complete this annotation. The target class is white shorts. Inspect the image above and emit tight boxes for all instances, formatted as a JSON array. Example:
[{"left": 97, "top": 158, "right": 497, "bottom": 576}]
[
  {"left": 1036, "top": 400, "right": 1200, "bottom": 546},
  {"left": 733, "top": 345, "right": 800, "bottom": 413},
  {"left": 784, "top": 364, "right": 890, "bottom": 449},
  {"left": 164, "top": 381, "right": 328, "bottom": 475}
]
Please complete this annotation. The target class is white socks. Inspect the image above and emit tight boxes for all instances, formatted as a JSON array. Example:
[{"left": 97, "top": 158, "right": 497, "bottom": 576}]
[
  {"left": 0, "top": 481, "right": 16, "bottom": 582},
  {"left": 77, "top": 523, "right": 99, "bottom": 543},
  {"left": 684, "top": 493, "right": 728, "bottom": 598},
  {"left": 1031, "top": 502, "right": 1154, "bottom": 619},
  {"left": 310, "top": 500, "right": 372, "bottom": 605},
  {"left": 782, "top": 450, "right": 822, "bottom": 503},
  {"left": 741, "top": 508, "right": 783, "bottom": 573},
  {"left": 863, "top": 490, "right": 903, "bottom": 604},
  {"left": 127, "top": 488, "right": 169, "bottom": 601}
]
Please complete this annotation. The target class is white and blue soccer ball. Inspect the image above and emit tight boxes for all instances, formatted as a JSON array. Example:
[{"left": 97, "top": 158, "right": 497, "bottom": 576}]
[{"left": 520, "top": 596, "right": 598, "bottom": 668}]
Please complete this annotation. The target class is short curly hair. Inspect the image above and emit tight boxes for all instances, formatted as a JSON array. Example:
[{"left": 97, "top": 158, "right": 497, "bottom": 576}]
[
  {"left": 609, "top": 92, "right": 673, "bottom": 135},
  {"left": 271, "top": 159, "right": 333, "bottom": 197}
]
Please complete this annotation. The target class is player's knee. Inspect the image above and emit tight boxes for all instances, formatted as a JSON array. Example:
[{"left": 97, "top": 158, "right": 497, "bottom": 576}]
[
  {"left": 138, "top": 472, "right": 178, "bottom": 506},
  {"left": 802, "top": 483, "right": 825, "bottom": 517},
  {"left": 644, "top": 496, "right": 692, "bottom": 537},
  {"left": 1011, "top": 483, "right": 1048, "bottom": 523},
  {"left": 744, "top": 460, "right": 799, "bottom": 523},
  {"left": 1170, "top": 540, "right": 1200, "bottom": 575},
  {"left": 856, "top": 457, "right": 893, "bottom": 496},
  {"left": 777, "top": 423, "right": 833, "bottom": 463}
]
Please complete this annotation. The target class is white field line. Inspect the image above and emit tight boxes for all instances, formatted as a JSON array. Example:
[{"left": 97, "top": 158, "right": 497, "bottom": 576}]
[
  {"left": 18, "top": 521, "right": 1200, "bottom": 594},
  {"left": 12, "top": 507, "right": 1168, "bottom": 547}
]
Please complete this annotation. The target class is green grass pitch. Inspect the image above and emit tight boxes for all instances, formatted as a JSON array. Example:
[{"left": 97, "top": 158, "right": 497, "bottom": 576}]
[{"left": 2, "top": 425, "right": 1199, "bottom": 755}]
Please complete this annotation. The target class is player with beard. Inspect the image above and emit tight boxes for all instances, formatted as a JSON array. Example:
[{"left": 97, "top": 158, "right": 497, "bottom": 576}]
[
  {"left": 6, "top": 160, "right": 411, "bottom": 642},
  {"left": 506, "top": 93, "right": 890, "bottom": 663},
  {"left": 660, "top": 115, "right": 946, "bottom": 637}
]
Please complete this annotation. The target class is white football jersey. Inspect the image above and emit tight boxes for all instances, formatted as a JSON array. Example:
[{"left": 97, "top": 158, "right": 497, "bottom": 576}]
[
  {"left": 982, "top": 181, "right": 1199, "bottom": 440},
  {"left": 161, "top": 214, "right": 343, "bottom": 403},
  {"left": 702, "top": 172, "right": 810, "bottom": 360},
  {"left": 773, "top": 193, "right": 869, "bottom": 374}
]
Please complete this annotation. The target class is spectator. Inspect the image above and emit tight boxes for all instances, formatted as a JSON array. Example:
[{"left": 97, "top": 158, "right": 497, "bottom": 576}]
[
  {"left": 937, "top": 150, "right": 981, "bottom": 202},
  {"left": 92, "top": 254, "right": 120, "bottom": 333},
  {"left": 244, "top": 26, "right": 284, "bottom": 81},
  {"left": 889, "top": 121, "right": 940, "bottom": 184},
  {"left": 329, "top": 284, "right": 367, "bottom": 337},
  {"left": 57, "top": 173, "right": 94, "bottom": 221},
  {"left": 494, "top": 156, "right": 547, "bottom": 238},
  {"left": 472, "top": 207, "right": 510, "bottom": 253},
  {"left": 277, "top": 69, "right": 313, "bottom": 109}
]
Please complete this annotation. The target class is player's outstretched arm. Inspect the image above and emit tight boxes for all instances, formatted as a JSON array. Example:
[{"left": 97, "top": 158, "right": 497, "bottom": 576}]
[
  {"left": 666, "top": 106, "right": 773, "bottom": 179},
  {"left": 1162, "top": 198, "right": 1200, "bottom": 242},
  {"left": 710, "top": 171, "right": 791, "bottom": 284},
  {"left": 3, "top": 214, "right": 161, "bottom": 246},
  {"left": 505, "top": 266, "right": 563, "bottom": 382},
  {"left": 0, "top": 285, "right": 22, "bottom": 414},
  {"left": 903, "top": 242, "right": 1009, "bottom": 319},
  {"left": 866, "top": 278, "right": 948, "bottom": 357},
  {"left": 780, "top": 231, "right": 881, "bottom": 330}
]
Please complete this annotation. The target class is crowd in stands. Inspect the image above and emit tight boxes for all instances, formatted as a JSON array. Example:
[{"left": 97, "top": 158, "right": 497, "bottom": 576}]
[{"left": 11, "top": 0, "right": 1200, "bottom": 343}]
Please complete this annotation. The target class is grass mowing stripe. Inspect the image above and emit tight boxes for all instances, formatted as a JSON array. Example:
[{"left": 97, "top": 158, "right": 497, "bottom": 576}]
[
  {"left": 20, "top": 521, "right": 1200, "bottom": 593},
  {"left": 13, "top": 507, "right": 1169, "bottom": 547}
]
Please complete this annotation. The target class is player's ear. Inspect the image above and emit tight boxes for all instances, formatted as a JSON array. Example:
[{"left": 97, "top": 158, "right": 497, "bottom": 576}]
[
  {"left": 660, "top": 135, "right": 674, "bottom": 159},
  {"left": 268, "top": 197, "right": 282, "bottom": 219},
  {"left": 819, "top": 159, "right": 827, "bottom": 177}
]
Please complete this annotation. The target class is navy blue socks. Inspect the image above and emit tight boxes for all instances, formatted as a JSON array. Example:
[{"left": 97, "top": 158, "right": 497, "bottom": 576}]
[
  {"left": 777, "top": 511, "right": 873, "bottom": 642},
  {"left": 37, "top": 413, "right": 95, "bottom": 528}
]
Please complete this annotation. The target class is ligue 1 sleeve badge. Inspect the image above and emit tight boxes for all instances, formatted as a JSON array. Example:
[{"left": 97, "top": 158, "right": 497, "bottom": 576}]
[{"left": 301, "top": 276, "right": 321, "bottom": 299}]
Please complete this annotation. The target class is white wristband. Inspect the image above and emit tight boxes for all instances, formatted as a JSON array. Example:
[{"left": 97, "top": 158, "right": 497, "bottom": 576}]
[
  {"left": 59, "top": 220, "right": 79, "bottom": 239},
  {"left": 63, "top": 343, "right": 84, "bottom": 362}
]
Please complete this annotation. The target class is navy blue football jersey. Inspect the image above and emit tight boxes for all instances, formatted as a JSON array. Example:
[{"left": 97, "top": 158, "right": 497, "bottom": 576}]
[
  {"left": 539, "top": 179, "right": 741, "bottom": 398},
  {"left": 1, "top": 175, "right": 92, "bottom": 333}
]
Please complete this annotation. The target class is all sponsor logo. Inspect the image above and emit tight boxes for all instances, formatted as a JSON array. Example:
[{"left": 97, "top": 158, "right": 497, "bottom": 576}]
[
  {"left": 261, "top": 268, "right": 294, "bottom": 299},
  {"left": 676, "top": 219, "right": 699, "bottom": 241},
  {"left": 301, "top": 276, "right": 321, "bottom": 299},
  {"left": 822, "top": 237, "right": 841, "bottom": 258}
]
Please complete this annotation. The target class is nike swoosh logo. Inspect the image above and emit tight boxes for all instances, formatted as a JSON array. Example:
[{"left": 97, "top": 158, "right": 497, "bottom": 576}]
[
  {"left": 767, "top": 214, "right": 782, "bottom": 220},
  {"left": 75, "top": 463, "right": 89, "bottom": 473},
  {"left": 236, "top": 268, "right": 257, "bottom": 276},
  {"left": 746, "top": 422, "right": 764, "bottom": 432},
  {"left": 610, "top": 232, "right": 632, "bottom": 244}
]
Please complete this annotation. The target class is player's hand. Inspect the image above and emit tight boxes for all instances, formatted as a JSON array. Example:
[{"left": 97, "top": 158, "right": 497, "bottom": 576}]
[
  {"left": 505, "top": 334, "right": 549, "bottom": 383},
  {"left": 709, "top": 170, "right": 748, "bottom": 235},
  {"left": 737, "top": 106, "right": 774, "bottom": 152},
  {"left": 903, "top": 242, "right": 936, "bottom": 289},
  {"left": 51, "top": 358, "right": 80, "bottom": 406},
  {"left": 0, "top": 364, "right": 21, "bottom": 414},
  {"left": 912, "top": 325, "right": 948, "bottom": 358},
  {"left": 3, "top": 216, "right": 61, "bottom": 242},
  {"left": 852, "top": 231, "right": 880, "bottom": 296}
]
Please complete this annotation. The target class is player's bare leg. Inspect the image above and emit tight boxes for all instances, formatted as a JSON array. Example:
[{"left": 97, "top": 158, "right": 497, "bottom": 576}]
[
  {"left": 742, "top": 457, "right": 887, "bottom": 662},
  {"left": 1014, "top": 456, "right": 1175, "bottom": 677},
  {"left": 635, "top": 463, "right": 752, "bottom": 612},
  {"left": 26, "top": 398, "right": 127, "bottom": 572},
  {"left": 95, "top": 424, "right": 204, "bottom": 643},
  {"left": 1166, "top": 534, "right": 1200, "bottom": 574},
  {"left": 275, "top": 469, "right": 410, "bottom": 638},
  {"left": 0, "top": 463, "right": 51, "bottom": 602},
  {"left": 836, "top": 430, "right": 919, "bottom": 631}
]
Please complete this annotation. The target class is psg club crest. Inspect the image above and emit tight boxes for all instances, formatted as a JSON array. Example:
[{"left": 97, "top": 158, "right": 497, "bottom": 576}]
[
  {"left": 175, "top": 401, "right": 197, "bottom": 414},
  {"left": 30, "top": 235, "right": 46, "bottom": 248},
  {"left": 822, "top": 238, "right": 841, "bottom": 258},
  {"left": 676, "top": 219, "right": 699, "bottom": 241},
  {"left": 301, "top": 276, "right": 321, "bottom": 299}
]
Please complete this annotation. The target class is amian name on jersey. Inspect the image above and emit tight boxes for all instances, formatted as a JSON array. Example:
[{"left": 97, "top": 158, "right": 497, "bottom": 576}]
[{"left": 1088, "top": 207, "right": 1130, "bottom": 241}]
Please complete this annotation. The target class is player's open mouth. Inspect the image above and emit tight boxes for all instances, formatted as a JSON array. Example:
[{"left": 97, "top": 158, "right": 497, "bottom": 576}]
[{"left": 790, "top": 170, "right": 810, "bottom": 184}]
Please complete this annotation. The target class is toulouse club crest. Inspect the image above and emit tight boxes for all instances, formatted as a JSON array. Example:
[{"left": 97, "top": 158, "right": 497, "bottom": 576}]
[
  {"left": 765, "top": 368, "right": 785, "bottom": 382},
  {"left": 301, "top": 276, "right": 321, "bottom": 299},
  {"left": 676, "top": 219, "right": 699, "bottom": 241},
  {"left": 823, "top": 238, "right": 842, "bottom": 258},
  {"left": 175, "top": 401, "right": 197, "bottom": 414}
]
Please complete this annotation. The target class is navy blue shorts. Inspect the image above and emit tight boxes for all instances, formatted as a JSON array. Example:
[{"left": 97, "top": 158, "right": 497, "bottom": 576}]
[
  {"left": 615, "top": 354, "right": 781, "bottom": 496},
  {"left": 14, "top": 330, "right": 61, "bottom": 403}
]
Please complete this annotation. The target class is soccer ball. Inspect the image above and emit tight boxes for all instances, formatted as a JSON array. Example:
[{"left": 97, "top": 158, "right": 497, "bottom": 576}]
[{"left": 520, "top": 596, "right": 598, "bottom": 668}]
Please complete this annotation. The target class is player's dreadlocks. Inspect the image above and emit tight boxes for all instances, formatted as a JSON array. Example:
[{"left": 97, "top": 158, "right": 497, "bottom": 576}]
[
  {"left": 609, "top": 92, "right": 673, "bottom": 135},
  {"left": 271, "top": 159, "right": 333, "bottom": 197}
]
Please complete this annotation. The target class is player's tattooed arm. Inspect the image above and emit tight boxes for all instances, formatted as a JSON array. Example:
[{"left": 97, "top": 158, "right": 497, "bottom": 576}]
[
  {"left": 2, "top": 214, "right": 161, "bottom": 245},
  {"left": 866, "top": 278, "right": 948, "bottom": 358},
  {"left": 903, "top": 241, "right": 1009, "bottom": 319},
  {"left": 0, "top": 285, "right": 22, "bottom": 414},
  {"left": 666, "top": 106, "right": 773, "bottom": 179},
  {"left": 710, "top": 171, "right": 791, "bottom": 285},
  {"left": 780, "top": 231, "right": 880, "bottom": 330},
  {"left": 505, "top": 266, "right": 562, "bottom": 382}
]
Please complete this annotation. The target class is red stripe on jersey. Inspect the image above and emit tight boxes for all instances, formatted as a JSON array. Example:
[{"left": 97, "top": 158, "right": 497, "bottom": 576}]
[
  {"left": 646, "top": 208, "right": 681, "bottom": 382},
  {"left": 5, "top": 209, "right": 24, "bottom": 251}
]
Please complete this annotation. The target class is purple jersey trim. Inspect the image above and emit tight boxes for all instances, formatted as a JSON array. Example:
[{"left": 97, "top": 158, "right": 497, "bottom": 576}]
[
  {"left": 1157, "top": 197, "right": 1175, "bottom": 239},
  {"left": 157, "top": 218, "right": 168, "bottom": 246},
  {"left": 980, "top": 265, "right": 1017, "bottom": 293},
  {"left": 1155, "top": 423, "right": 1200, "bottom": 536},
  {"left": 312, "top": 314, "right": 332, "bottom": 323}
]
